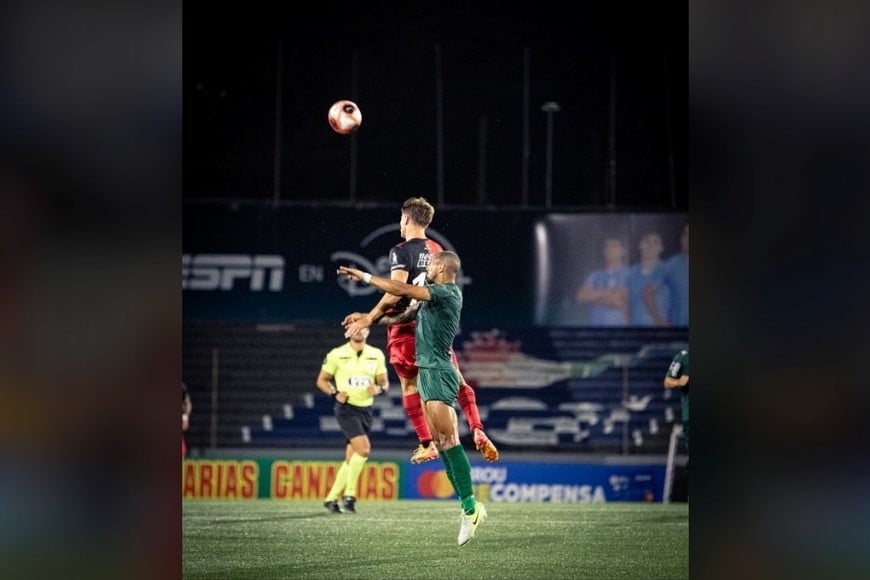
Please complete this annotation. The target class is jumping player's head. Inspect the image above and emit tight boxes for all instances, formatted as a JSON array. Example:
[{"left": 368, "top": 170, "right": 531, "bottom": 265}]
[
  {"left": 400, "top": 197, "right": 435, "bottom": 238},
  {"left": 426, "top": 250, "right": 461, "bottom": 284}
]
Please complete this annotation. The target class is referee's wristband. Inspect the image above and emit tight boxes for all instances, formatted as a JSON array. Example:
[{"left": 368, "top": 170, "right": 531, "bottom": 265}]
[{"left": 362, "top": 272, "right": 372, "bottom": 284}]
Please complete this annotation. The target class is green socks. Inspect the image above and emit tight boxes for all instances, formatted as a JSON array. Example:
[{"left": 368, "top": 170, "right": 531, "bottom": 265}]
[{"left": 442, "top": 445, "right": 476, "bottom": 514}]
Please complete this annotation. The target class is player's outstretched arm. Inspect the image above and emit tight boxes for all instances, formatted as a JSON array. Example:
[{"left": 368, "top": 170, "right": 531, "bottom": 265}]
[
  {"left": 378, "top": 302, "right": 421, "bottom": 326},
  {"left": 341, "top": 312, "right": 369, "bottom": 326},
  {"left": 342, "top": 269, "right": 409, "bottom": 328},
  {"left": 338, "top": 266, "right": 430, "bottom": 301}
]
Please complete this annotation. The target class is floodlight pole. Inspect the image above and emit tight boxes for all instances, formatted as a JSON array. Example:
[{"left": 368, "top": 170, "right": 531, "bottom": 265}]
[{"left": 541, "top": 101, "right": 561, "bottom": 208}]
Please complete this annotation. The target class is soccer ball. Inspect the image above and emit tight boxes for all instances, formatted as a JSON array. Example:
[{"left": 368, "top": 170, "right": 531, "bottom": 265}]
[{"left": 328, "top": 100, "right": 362, "bottom": 134}]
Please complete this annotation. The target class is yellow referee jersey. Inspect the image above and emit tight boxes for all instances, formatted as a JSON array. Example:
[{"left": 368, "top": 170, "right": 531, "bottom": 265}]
[{"left": 321, "top": 343, "right": 387, "bottom": 407}]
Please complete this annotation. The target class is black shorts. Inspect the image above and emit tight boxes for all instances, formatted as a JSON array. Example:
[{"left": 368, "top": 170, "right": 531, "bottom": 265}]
[{"left": 335, "top": 403, "right": 373, "bottom": 441}]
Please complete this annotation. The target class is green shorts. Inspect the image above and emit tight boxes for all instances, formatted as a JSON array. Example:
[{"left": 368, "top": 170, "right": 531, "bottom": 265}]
[{"left": 417, "top": 367, "right": 460, "bottom": 404}]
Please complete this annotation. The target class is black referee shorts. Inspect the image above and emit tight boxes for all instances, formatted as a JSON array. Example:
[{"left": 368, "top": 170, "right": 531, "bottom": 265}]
[{"left": 335, "top": 402, "right": 373, "bottom": 441}]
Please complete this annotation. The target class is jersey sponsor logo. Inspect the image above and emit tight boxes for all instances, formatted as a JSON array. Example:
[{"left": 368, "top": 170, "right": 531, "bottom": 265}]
[
  {"left": 182, "top": 254, "right": 285, "bottom": 292},
  {"left": 331, "top": 224, "right": 471, "bottom": 298}
]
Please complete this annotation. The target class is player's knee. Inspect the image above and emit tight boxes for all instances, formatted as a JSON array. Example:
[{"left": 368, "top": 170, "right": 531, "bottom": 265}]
[{"left": 352, "top": 441, "right": 371, "bottom": 456}]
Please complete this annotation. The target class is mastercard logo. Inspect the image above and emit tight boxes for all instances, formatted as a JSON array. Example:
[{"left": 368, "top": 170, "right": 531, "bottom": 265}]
[{"left": 416, "top": 469, "right": 456, "bottom": 498}]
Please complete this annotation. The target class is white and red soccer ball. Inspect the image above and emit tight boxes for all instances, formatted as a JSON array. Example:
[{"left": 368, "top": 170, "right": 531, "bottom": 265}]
[{"left": 328, "top": 100, "right": 362, "bottom": 134}]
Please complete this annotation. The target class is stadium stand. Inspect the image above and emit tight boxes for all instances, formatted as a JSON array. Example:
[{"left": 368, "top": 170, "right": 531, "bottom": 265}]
[{"left": 183, "top": 322, "right": 687, "bottom": 454}]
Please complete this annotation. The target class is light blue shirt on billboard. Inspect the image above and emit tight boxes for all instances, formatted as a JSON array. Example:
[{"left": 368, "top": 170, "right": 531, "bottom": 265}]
[
  {"left": 626, "top": 263, "right": 670, "bottom": 326},
  {"left": 584, "top": 267, "right": 629, "bottom": 326},
  {"left": 663, "top": 252, "right": 689, "bottom": 326}
]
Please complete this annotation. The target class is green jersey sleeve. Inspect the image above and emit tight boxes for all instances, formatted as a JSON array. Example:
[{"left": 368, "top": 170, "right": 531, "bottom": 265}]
[{"left": 667, "top": 350, "right": 689, "bottom": 378}]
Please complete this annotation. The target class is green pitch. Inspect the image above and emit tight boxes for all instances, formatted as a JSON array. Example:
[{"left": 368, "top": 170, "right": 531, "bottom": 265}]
[{"left": 184, "top": 500, "right": 687, "bottom": 579}]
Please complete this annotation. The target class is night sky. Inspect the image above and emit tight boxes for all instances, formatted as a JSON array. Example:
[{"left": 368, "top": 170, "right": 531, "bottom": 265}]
[{"left": 184, "top": 1, "right": 686, "bottom": 209}]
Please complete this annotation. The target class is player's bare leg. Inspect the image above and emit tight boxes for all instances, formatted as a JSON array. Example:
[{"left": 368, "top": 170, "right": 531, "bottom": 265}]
[{"left": 402, "top": 375, "right": 438, "bottom": 463}]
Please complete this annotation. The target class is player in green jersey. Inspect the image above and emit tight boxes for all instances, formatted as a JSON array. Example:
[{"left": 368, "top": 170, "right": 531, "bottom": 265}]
[
  {"left": 664, "top": 349, "right": 689, "bottom": 450},
  {"left": 338, "top": 251, "right": 486, "bottom": 546}
]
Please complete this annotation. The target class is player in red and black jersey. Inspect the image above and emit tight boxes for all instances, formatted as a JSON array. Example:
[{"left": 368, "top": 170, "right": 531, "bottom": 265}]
[{"left": 342, "top": 197, "right": 498, "bottom": 463}]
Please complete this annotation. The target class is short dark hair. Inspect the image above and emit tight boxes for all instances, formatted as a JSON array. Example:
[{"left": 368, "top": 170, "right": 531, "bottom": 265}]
[
  {"left": 434, "top": 250, "right": 461, "bottom": 274},
  {"left": 402, "top": 197, "right": 435, "bottom": 227}
]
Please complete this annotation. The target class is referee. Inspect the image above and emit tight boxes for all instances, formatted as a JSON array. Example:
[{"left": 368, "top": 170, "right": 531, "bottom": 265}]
[{"left": 316, "top": 327, "right": 389, "bottom": 514}]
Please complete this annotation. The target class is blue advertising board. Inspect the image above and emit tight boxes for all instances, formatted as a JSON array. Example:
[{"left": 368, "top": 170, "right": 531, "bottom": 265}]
[{"left": 404, "top": 461, "right": 665, "bottom": 503}]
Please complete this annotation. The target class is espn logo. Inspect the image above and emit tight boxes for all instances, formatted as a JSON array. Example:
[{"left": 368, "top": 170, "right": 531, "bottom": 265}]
[{"left": 182, "top": 254, "right": 285, "bottom": 291}]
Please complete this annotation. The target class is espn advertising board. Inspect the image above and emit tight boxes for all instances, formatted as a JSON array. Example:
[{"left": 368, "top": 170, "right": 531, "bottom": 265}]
[
  {"left": 183, "top": 202, "right": 686, "bottom": 327},
  {"left": 182, "top": 204, "right": 536, "bottom": 326},
  {"left": 182, "top": 458, "right": 664, "bottom": 502}
]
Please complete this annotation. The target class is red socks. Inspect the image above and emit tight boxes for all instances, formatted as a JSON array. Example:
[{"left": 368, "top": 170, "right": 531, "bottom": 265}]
[
  {"left": 403, "top": 392, "right": 432, "bottom": 443},
  {"left": 405, "top": 385, "right": 484, "bottom": 442},
  {"left": 458, "top": 383, "right": 483, "bottom": 432}
]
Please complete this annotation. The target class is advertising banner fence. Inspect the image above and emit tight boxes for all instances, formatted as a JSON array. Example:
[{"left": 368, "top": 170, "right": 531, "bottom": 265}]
[{"left": 182, "top": 458, "right": 664, "bottom": 502}]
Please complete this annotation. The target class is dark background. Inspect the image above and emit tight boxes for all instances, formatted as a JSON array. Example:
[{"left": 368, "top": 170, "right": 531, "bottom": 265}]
[
  {"left": 5, "top": 0, "right": 870, "bottom": 578},
  {"left": 184, "top": 0, "right": 687, "bottom": 209}
]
